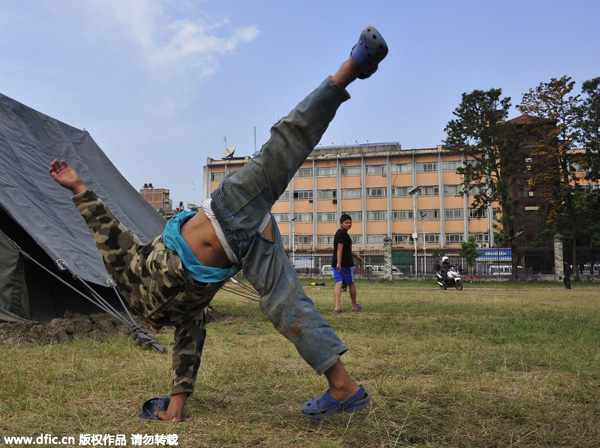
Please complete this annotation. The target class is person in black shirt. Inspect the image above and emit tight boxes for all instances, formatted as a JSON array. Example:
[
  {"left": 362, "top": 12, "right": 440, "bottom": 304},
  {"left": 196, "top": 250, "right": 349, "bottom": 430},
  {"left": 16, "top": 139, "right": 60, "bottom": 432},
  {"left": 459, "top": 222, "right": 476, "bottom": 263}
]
[
  {"left": 332, "top": 214, "right": 364, "bottom": 313},
  {"left": 563, "top": 261, "right": 572, "bottom": 289}
]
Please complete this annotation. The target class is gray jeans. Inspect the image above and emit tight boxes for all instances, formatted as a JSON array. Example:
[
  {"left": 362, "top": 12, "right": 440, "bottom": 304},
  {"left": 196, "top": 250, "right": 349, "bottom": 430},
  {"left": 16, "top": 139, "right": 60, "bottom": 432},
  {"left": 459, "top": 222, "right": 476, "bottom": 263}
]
[{"left": 211, "top": 77, "right": 351, "bottom": 374}]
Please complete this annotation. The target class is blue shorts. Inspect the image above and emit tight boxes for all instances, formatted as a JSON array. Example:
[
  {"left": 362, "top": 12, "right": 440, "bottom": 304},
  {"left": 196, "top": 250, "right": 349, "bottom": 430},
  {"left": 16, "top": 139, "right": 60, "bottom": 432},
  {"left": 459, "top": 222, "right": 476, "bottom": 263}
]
[{"left": 334, "top": 266, "right": 355, "bottom": 284}]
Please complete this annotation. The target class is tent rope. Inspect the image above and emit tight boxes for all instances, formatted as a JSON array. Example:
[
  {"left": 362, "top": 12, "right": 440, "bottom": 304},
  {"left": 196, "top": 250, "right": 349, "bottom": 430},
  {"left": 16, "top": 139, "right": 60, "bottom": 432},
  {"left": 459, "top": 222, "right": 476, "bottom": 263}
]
[
  {"left": 18, "top": 249, "right": 167, "bottom": 354},
  {"left": 72, "top": 273, "right": 168, "bottom": 355},
  {"left": 220, "top": 285, "right": 260, "bottom": 302},
  {"left": 224, "top": 277, "right": 261, "bottom": 302}
]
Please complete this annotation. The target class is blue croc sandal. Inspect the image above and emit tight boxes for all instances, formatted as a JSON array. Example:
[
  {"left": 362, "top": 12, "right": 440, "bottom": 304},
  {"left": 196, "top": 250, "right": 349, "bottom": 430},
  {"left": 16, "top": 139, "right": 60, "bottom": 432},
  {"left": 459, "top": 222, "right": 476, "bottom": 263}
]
[
  {"left": 351, "top": 26, "right": 389, "bottom": 79},
  {"left": 302, "top": 385, "right": 371, "bottom": 419},
  {"left": 141, "top": 396, "right": 171, "bottom": 420}
]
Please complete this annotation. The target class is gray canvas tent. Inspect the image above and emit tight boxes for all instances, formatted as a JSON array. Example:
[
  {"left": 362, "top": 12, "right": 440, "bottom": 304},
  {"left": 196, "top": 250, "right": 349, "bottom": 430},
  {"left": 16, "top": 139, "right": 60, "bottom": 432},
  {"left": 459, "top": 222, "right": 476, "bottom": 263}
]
[{"left": 0, "top": 92, "right": 166, "bottom": 324}]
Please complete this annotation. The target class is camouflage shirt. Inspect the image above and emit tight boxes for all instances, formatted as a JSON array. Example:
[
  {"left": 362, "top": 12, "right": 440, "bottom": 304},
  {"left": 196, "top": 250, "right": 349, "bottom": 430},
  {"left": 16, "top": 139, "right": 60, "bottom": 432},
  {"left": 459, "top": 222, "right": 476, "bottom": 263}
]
[{"left": 73, "top": 189, "right": 225, "bottom": 395}]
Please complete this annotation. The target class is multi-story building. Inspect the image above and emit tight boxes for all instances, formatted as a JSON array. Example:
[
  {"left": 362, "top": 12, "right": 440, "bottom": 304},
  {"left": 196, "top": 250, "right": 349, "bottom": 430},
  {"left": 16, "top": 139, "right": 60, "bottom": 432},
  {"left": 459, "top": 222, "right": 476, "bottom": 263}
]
[
  {"left": 140, "top": 183, "right": 174, "bottom": 218},
  {"left": 203, "top": 143, "right": 499, "bottom": 254},
  {"left": 203, "top": 135, "right": 597, "bottom": 275},
  {"left": 507, "top": 115, "right": 598, "bottom": 245}
]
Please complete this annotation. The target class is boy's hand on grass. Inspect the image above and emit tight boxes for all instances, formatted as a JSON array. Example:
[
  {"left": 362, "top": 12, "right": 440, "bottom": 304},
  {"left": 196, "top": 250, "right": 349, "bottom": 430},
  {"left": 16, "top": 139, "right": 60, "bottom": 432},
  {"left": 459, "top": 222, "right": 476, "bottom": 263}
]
[{"left": 155, "top": 393, "right": 187, "bottom": 423}]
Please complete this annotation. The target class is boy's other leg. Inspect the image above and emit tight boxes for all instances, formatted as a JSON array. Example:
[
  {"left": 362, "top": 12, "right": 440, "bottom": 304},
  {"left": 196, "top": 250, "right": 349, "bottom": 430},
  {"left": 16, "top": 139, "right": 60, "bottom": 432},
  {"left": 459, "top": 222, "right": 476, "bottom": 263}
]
[
  {"left": 211, "top": 75, "right": 352, "bottom": 258},
  {"left": 348, "top": 282, "right": 359, "bottom": 309},
  {"left": 333, "top": 281, "right": 343, "bottom": 312}
]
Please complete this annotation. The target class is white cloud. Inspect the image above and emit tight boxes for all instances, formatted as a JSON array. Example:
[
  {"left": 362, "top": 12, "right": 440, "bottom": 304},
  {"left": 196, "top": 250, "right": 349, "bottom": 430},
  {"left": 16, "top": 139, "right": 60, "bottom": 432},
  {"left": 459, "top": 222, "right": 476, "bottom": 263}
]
[
  {"left": 151, "top": 19, "right": 260, "bottom": 76},
  {"left": 96, "top": 0, "right": 159, "bottom": 47},
  {"left": 86, "top": 0, "right": 259, "bottom": 75},
  {"left": 80, "top": 0, "right": 260, "bottom": 111}
]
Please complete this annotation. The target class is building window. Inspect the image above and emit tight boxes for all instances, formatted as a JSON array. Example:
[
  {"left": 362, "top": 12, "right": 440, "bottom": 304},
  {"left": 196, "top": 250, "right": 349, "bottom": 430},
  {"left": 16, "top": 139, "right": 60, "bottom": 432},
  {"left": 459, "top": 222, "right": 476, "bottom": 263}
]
[
  {"left": 445, "top": 233, "right": 464, "bottom": 243},
  {"left": 295, "top": 167, "right": 313, "bottom": 178},
  {"left": 281, "top": 234, "right": 290, "bottom": 245},
  {"left": 317, "top": 235, "right": 335, "bottom": 246},
  {"left": 366, "top": 187, "right": 387, "bottom": 198},
  {"left": 420, "top": 209, "right": 440, "bottom": 220},
  {"left": 211, "top": 172, "right": 225, "bottom": 182},
  {"left": 416, "top": 162, "right": 438, "bottom": 173},
  {"left": 365, "top": 164, "right": 386, "bottom": 176},
  {"left": 444, "top": 208, "right": 463, "bottom": 220},
  {"left": 391, "top": 163, "right": 412, "bottom": 174},
  {"left": 523, "top": 190, "right": 535, "bottom": 198},
  {"left": 341, "top": 188, "right": 362, "bottom": 199},
  {"left": 294, "top": 235, "right": 313, "bottom": 245},
  {"left": 425, "top": 233, "right": 440, "bottom": 243},
  {"left": 345, "top": 211, "right": 362, "bottom": 222},
  {"left": 366, "top": 210, "right": 387, "bottom": 221},
  {"left": 421, "top": 185, "right": 439, "bottom": 196},
  {"left": 273, "top": 213, "right": 289, "bottom": 223},
  {"left": 443, "top": 160, "right": 463, "bottom": 172},
  {"left": 293, "top": 190, "right": 313, "bottom": 200},
  {"left": 366, "top": 234, "right": 386, "bottom": 244},
  {"left": 316, "top": 166, "right": 337, "bottom": 177},
  {"left": 393, "top": 233, "right": 411, "bottom": 244},
  {"left": 472, "top": 233, "right": 489, "bottom": 243},
  {"left": 468, "top": 184, "right": 494, "bottom": 197},
  {"left": 581, "top": 183, "right": 599, "bottom": 191},
  {"left": 568, "top": 162, "right": 587, "bottom": 173},
  {"left": 350, "top": 234, "right": 363, "bottom": 245},
  {"left": 317, "top": 189, "right": 337, "bottom": 200},
  {"left": 443, "top": 184, "right": 461, "bottom": 196},
  {"left": 341, "top": 165, "right": 362, "bottom": 176},
  {"left": 392, "top": 210, "right": 413, "bottom": 220},
  {"left": 293, "top": 212, "right": 313, "bottom": 223},
  {"left": 469, "top": 208, "right": 488, "bottom": 219},
  {"left": 391, "top": 186, "right": 409, "bottom": 197},
  {"left": 278, "top": 191, "right": 290, "bottom": 201},
  {"left": 317, "top": 212, "right": 338, "bottom": 222}
]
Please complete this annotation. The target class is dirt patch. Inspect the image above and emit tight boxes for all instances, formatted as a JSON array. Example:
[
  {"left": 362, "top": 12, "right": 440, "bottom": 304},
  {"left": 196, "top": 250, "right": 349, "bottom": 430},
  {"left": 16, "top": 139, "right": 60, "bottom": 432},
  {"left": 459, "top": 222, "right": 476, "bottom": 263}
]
[
  {"left": 0, "top": 313, "right": 133, "bottom": 346},
  {"left": 0, "top": 307, "right": 232, "bottom": 346}
]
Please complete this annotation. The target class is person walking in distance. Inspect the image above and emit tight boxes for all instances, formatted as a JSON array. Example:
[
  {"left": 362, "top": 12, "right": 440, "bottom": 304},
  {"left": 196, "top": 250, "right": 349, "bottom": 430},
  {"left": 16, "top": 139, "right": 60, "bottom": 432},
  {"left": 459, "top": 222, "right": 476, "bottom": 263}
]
[
  {"left": 332, "top": 214, "right": 364, "bottom": 313},
  {"left": 563, "top": 261, "right": 572, "bottom": 289}
]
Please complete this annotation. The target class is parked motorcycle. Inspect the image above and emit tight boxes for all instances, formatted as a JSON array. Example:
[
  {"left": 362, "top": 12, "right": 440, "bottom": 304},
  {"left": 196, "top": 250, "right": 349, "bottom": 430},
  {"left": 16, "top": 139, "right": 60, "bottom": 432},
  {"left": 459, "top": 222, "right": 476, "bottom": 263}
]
[{"left": 437, "top": 267, "right": 463, "bottom": 290}]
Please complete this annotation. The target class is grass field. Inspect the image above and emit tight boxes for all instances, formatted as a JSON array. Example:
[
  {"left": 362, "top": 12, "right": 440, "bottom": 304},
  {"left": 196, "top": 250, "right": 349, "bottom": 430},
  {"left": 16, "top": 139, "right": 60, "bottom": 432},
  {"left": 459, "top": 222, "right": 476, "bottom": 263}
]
[{"left": 1, "top": 280, "right": 600, "bottom": 447}]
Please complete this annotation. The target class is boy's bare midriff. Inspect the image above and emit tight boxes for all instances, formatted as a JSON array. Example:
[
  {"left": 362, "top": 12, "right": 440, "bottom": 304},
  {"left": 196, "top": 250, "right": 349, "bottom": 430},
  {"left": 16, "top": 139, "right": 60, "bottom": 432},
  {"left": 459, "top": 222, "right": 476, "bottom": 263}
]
[
  {"left": 179, "top": 209, "right": 233, "bottom": 269},
  {"left": 181, "top": 208, "right": 275, "bottom": 270}
]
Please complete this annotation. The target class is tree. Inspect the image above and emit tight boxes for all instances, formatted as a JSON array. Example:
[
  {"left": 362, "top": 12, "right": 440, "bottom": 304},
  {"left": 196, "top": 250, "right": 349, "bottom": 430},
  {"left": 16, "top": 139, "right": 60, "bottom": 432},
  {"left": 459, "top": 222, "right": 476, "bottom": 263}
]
[
  {"left": 577, "top": 77, "right": 600, "bottom": 182},
  {"left": 516, "top": 76, "right": 584, "bottom": 279},
  {"left": 459, "top": 235, "right": 481, "bottom": 273},
  {"left": 571, "top": 189, "right": 600, "bottom": 247},
  {"left": 444, "top": 89, "right": 525, "bottom": 281}
]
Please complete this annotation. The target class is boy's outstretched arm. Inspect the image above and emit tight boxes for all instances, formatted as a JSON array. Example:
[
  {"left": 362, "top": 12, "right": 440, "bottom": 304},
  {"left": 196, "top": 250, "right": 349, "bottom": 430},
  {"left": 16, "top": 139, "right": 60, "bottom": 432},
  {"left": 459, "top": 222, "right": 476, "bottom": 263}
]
[{"left": 49, "top": 159, "right": 88, "bottom": 195}]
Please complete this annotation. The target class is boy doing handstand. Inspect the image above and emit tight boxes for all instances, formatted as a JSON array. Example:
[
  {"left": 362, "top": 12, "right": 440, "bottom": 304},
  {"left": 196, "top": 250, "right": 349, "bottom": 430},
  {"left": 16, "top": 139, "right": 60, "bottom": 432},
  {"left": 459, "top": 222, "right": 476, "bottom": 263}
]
[{"left": 49, "top": 26, "right": 388, "bottom": 421}]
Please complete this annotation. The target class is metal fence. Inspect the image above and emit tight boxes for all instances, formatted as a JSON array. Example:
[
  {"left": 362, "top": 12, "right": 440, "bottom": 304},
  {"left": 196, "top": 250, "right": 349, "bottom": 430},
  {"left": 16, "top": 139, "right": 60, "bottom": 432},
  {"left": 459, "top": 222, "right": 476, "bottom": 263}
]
[{"left": 289, "top": 246, "right": 600, "bottom": 281}]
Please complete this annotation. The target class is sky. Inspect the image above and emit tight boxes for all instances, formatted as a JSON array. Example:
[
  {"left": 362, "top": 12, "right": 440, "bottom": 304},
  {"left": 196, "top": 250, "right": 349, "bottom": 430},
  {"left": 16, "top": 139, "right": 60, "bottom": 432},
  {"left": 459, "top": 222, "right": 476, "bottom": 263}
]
[{"left": 1, "top": 0, "right": 599, "bottom": 208}]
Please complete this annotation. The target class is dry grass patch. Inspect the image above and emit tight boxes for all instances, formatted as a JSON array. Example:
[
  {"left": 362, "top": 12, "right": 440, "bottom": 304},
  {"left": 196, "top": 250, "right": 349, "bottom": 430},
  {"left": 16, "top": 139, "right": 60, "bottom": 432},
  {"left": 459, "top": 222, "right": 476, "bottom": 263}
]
[{"left": 1, "top": 283, "right": 600, "bottom": 447}]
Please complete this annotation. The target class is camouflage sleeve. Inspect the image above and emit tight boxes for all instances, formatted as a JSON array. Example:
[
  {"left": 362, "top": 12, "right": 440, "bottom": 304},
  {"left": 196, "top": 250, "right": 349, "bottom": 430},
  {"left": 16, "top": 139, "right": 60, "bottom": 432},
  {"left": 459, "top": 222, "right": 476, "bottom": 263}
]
[
  {"left": 170, "top": 310, "right": 207, "bottom": 396},
  {"left": 72, "top": 189, "right": 143, "bottom": 282}
]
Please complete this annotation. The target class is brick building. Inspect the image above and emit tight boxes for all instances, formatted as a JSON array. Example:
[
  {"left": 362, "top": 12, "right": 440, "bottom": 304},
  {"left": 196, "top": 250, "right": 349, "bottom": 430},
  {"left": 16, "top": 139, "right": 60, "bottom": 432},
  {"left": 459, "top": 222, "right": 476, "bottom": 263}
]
[{"left": 140, "top": 183, "right": 174, "bottom": 218}]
